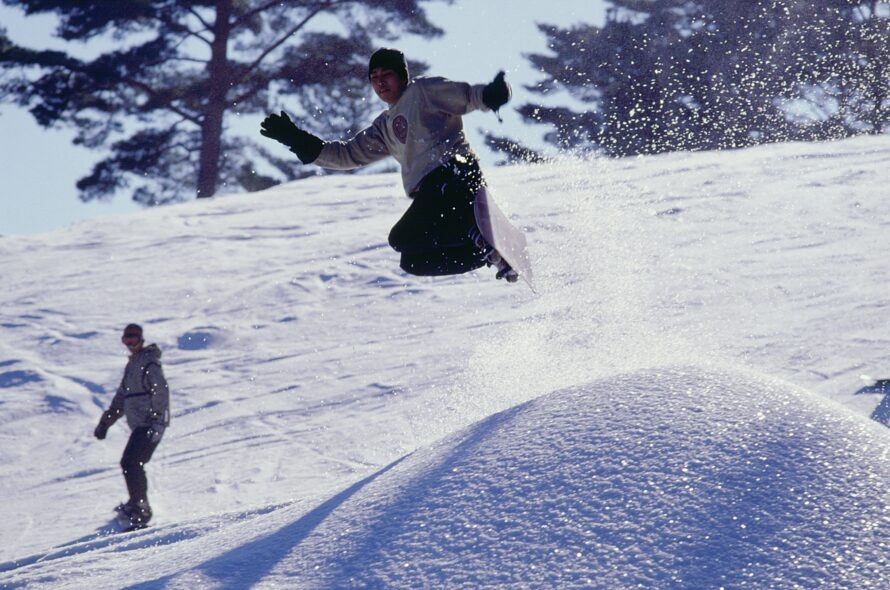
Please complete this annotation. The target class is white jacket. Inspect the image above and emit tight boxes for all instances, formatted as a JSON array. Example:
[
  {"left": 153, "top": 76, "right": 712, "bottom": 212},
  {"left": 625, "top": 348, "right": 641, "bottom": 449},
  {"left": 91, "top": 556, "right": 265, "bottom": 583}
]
[{"left": 314, "top": 76, "right": 490, "bottom": 195}]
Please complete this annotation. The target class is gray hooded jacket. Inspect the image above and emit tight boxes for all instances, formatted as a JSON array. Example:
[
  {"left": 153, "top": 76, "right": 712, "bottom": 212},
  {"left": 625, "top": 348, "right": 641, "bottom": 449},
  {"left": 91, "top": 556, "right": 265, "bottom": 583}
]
[{"left": 100, "top": 344, "right": 170, "bottom": 430}]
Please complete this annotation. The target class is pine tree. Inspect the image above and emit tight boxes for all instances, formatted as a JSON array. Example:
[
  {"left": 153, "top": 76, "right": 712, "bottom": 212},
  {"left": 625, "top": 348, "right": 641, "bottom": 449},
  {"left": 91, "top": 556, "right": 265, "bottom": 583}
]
[
  {"left": 783, "top": 0, "right": 889, "bottom": 137},
  {"left": 518, "top": 1, "right": 888, "bottom": 157},
  {"left": 0, "top": 1, "right": 446, "bottom": 205}
]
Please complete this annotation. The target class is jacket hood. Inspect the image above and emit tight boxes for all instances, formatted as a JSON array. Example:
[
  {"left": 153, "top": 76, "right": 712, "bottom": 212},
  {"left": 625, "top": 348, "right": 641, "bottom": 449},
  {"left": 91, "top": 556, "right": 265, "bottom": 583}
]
[{"left": 137, "top": 343, "right": 162, "bottom": 361}]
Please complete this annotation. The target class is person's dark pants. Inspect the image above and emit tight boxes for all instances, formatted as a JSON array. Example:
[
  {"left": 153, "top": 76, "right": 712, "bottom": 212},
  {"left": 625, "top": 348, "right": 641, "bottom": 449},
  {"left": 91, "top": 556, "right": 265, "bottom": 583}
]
[
  {"left": 389, "top": 155, "right": 488, "bottom": 276},
  {"left": 120, "top": 427, "right": 160, "bottom": 506}
]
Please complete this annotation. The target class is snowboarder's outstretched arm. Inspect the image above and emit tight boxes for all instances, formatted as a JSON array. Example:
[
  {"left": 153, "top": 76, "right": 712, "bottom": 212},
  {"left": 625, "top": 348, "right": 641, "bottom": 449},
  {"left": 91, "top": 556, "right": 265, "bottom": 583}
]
[
  {"left": 260, "top": 111, "right": 390, "bottom": 170},
  {"left": 313, "top": 114, "right": 390, "bottom": 170},
  {"left": 421, "top": 71, "right": 512, "bottom": 117},
  {"left": 482, "top": 71, "right": 512, "bottom": 117},
  {"left": 260, "top": 111, "right": 325, "bottom": 164},
  {"left": 94, "top": 385, "right": 124, "bottom": 440}
]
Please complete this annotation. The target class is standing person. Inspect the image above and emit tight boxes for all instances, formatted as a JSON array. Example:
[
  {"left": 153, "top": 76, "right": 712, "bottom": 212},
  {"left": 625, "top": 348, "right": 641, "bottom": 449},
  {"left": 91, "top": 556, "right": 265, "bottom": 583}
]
[
  {"left": 260, "top": 47, "right": 518, "bottom": 281},
  {"left": 94, "top": 323, "right": 170, "bottom": 530}
]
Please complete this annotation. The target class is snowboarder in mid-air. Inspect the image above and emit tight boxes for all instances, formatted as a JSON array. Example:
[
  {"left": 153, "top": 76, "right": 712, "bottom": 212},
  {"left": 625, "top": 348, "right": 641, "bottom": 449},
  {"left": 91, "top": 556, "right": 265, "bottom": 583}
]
[
  {"left": 260, "top": 48, "right": 518, "bottom": 282},
  {"left": 94, "top": 324, "right": 170, "bottom": 531}
]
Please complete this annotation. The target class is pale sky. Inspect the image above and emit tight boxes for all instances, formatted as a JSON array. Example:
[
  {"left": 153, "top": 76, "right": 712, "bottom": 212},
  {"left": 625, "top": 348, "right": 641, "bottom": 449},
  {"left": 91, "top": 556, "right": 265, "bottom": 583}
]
[{"left": 0, "top": 0, "right": 605, "bottom": 235}]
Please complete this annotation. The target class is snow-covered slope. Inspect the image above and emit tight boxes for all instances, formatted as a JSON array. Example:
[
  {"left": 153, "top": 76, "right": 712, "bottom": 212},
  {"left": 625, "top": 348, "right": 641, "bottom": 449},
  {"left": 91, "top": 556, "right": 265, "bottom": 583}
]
[{"left": 1, "top": 136, "right": 889, "bottom": 589}]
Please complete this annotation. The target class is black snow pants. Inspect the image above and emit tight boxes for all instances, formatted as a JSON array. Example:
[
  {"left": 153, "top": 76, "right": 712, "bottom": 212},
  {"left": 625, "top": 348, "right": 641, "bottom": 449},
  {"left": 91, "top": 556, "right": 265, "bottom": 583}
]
[
  {"left": 120, "top": 427, "right": 160, "bottom": 506},
  {"left": 388, "top": 155, "right": 488, "bottom": 276}
]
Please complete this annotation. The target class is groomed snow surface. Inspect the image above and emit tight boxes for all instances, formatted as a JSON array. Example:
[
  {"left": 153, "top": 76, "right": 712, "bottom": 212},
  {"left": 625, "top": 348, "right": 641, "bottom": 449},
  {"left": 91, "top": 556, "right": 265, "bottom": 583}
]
[{"left": 2, "top": 136, "right": 889, "bottom": 589}]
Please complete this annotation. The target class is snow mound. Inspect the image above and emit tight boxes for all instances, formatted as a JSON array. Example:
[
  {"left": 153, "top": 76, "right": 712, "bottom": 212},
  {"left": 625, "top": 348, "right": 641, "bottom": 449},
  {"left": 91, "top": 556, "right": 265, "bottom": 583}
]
[{"left": 263, "top": 366, "right": 890, "bottom": 589}]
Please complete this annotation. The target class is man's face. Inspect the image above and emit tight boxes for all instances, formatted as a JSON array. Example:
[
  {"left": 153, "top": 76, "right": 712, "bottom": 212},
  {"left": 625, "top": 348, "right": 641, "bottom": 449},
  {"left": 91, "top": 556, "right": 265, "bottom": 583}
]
[
  {"left": 122, "top": 334, "right": 143, "bottom": 353},
  {"left": 370, "top": 67, "right": 407, "bottom": 106}
]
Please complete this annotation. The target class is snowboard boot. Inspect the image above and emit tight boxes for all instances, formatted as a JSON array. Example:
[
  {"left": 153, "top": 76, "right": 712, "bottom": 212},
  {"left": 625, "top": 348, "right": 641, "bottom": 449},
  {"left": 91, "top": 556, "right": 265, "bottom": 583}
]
[
  {"left": 468, "top": 227, "right": 519, "bottom": 283},
  {"left": 117, "top": 499, "right": 152, "bottom": 530}
]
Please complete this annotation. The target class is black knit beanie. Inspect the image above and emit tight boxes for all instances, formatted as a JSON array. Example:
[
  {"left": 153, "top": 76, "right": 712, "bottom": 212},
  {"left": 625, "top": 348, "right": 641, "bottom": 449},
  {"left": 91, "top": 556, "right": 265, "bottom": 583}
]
[
  {"left": 123, "top": 323, "right": 143, "bottom": 338},
  {"left": 368, "top": 48, "right": 408, "bottom": 81}
]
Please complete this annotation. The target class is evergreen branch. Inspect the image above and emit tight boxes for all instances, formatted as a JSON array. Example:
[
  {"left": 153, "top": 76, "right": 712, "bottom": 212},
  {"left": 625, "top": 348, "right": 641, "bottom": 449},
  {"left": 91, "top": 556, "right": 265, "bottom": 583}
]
[
  {"left": 232, "top": 0, "right": 326, "bottom": 28},
  {"left": 232, "top": 0, "right": 290, "bottom": 26},
  {"left": 121, "top": 77, "right": 202, "bottom": 126},
  {"left": 168, "top": 56, "right": 209, "bottom": 65},
  {"left": 152, "top": 10, "right": 212, "bottom": 47},
  {"left": 230, "top": 75, "right": 270, "bottom": 107},
  {"left": 167, "top": 140, "right": 199, "bottom": 154},
  {"left": 233, "top": 4, "right": 331, "bottom": 87},
  {"left": 187, "top": 6, "right": 215, "bottom": 32}
]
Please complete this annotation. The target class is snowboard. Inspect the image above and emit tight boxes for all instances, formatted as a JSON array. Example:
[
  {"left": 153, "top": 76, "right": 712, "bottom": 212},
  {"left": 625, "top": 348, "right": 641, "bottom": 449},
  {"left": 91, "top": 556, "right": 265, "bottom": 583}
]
[
  {"left": 114, "top": 504, "right": 150, "bottom": 533},
  {"left": 473, "top": 186, "right": 534, "bottom": 291}
]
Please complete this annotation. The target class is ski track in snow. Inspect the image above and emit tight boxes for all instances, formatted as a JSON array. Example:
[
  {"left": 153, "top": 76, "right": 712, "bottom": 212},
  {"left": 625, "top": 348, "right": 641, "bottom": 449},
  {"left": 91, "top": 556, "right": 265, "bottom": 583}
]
[{"left": 1, "top": 136, "right": 889, "bottom": 588}]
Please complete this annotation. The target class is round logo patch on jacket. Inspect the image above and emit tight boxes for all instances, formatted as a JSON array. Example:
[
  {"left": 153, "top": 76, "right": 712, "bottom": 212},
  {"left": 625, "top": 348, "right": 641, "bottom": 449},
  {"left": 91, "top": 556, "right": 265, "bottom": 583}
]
[{"left": 392, "top": 115, "right": 408, "bottom": 144}]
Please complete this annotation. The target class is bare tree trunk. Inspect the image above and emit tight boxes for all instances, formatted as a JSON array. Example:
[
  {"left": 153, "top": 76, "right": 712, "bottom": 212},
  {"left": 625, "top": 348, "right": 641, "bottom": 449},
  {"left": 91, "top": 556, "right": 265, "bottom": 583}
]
[{"left": 197, "top": 0, "right": 232, "bottom": 198}]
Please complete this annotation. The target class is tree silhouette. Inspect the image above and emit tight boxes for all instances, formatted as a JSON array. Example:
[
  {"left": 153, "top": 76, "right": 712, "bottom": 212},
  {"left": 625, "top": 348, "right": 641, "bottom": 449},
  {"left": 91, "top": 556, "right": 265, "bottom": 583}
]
[
  {"left": 0, "top": 0, "right": 447, "bottom": 205},
  {"left": 516, "top": 1, "right": 888, "bottom": 157}
]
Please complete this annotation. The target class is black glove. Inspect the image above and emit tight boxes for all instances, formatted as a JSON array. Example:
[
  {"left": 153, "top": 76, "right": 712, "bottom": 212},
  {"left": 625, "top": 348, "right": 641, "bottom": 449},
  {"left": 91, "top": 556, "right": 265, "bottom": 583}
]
[
  {"left": 146, "top": 422, "right": 165, "bottom": 444},
  {"left": 482, "top": 71, "right": 512, "bottom": 112},
  {"left": 94, "top": 421, "right": 108, "bottom": 440},
  {"left": 260, "top": 111, "right": 324, "bottom": 164}
]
